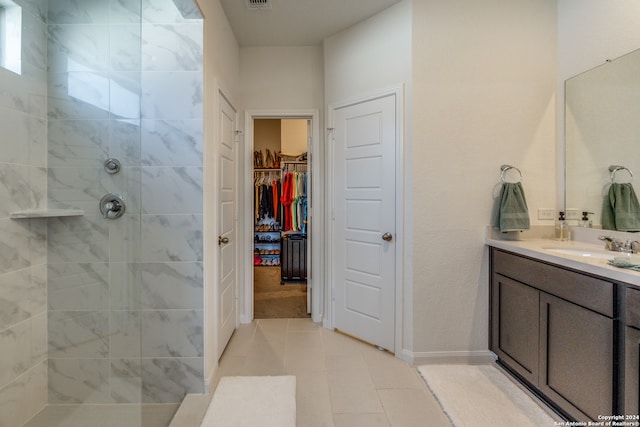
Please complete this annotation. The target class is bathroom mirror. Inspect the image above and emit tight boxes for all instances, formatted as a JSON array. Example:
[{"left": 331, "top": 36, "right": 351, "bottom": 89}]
[{"left": 565, "top": 48, "right": 640, "bottom": 227}]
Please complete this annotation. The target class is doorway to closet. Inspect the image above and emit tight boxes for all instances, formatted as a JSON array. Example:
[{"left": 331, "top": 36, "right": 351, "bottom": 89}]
[
  {"left": 242, "top": 110, "right": 321, "bottom": 325},
  {"left": 252, "top": 118, "right": 310, "bottom": 319}
]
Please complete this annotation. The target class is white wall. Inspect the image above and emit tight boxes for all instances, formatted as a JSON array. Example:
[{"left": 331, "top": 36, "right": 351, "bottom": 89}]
[
  {"left": 196, "top": 0, "right": 240, "bottom": 389},
  {"left": 323, "top": 0, "right": 413, "bottom": 353},
  {"left": 239, "top": 46, "right": 324, "bottom": 113},
  {"left": 198, "top": 0, "right": 241, "bottom": 93},
  {"left": 411, "top": 0, "right": 557, "bottom": 361},
  {"left": 323, "top": 1, "right": 412, "bottom": 106},
  {"left": 323, "top": 0, "right": 556, "bottom": 362}
]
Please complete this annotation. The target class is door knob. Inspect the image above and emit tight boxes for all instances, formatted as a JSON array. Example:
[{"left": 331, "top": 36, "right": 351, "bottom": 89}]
[
  {"left": 218, "top": 236, "right": 230, "bottom": 245},
  {"left": 382, "top": 232, "right": 393, "bottom": 242}
]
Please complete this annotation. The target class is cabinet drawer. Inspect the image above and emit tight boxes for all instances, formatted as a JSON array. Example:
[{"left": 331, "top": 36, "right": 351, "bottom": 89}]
[
  {"left": 627, "top": 287, "right": 640, "bottom": 328},
  {"left": 492, "top": 249, "right": 614, "bottom": 317}
]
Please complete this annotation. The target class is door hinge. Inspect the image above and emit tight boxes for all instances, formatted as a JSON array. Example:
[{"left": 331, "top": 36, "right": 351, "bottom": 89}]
[{"left": 326, "top": 127, "right": 335, "bottom": 142}]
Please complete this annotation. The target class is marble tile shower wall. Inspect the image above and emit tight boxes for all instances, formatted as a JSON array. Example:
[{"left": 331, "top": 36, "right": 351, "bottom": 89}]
[
  {"left": 46, "top": 0, "right": 204, "bottom": 407},
  {"left": 0, "top": 0, "right": 49, "bottom": 426}
]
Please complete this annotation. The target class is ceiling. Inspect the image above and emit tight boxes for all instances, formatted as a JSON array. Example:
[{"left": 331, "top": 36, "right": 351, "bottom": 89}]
[{"left": 218, "top": 0, "right": 402, "bottom": 46}]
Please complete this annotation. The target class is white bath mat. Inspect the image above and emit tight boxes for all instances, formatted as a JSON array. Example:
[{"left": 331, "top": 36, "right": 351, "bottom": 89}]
[
  {"left": 200, "top": 375, "right": 296, "bottom": 427},
  {"left": 418, "top": 365, "right": 558, "bottom": 427}
]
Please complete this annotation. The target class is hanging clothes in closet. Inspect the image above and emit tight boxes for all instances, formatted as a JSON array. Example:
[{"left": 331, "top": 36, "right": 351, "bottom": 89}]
[
  {"left": 254, "top": 171, "right": 281, "bottom": 222},
  {"left": 281, "top": 163, "right": 308, "bottom": 233}
]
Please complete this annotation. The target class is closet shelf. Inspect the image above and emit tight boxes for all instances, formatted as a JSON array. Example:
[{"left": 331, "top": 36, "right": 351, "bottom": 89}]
[{"left": 10, "top": 209, "right": 85, "bottom": 219}]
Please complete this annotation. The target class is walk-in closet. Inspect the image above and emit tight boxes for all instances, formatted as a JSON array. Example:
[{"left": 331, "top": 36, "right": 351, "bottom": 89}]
[{"left": 253, "top": 119, "right": 309, "bottom": 318}]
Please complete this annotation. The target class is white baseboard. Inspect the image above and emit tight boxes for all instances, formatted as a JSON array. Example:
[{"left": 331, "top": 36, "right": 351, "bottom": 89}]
[
  {"left": 204, "top": 367, "right": 218, "bottom": 394},
  {"left": 406, "top": 350, "right": 497, "bottom": 365}
]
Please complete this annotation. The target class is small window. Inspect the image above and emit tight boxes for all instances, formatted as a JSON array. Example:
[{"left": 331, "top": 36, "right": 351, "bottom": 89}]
[{"left": 0, "top": 0, "right": 21, "bottom": 75}]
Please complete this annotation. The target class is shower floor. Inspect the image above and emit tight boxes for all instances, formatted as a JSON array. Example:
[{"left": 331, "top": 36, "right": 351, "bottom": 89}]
[{"left": 23, "top": 403, "right": 179, "bottom": 427}]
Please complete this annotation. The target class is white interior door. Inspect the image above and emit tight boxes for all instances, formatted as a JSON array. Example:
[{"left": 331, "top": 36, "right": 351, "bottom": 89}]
[
  {"left": 332, "top": 94, "right": 396, "bottom": 351},
  {"left": 217, "top": 93, "right": 238, "bottom": 359}
]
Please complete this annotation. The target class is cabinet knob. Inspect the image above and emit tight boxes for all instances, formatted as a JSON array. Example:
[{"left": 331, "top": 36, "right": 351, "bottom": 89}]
[
  {"left": 218, "top": 236, "right": 230, "bottom": 245},
  {"left": 382, "top": 232, "right": 393, "bottom": 242}
]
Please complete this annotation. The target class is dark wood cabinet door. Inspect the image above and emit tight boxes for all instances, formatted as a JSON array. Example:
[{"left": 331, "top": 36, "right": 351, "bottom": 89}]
[
  {"left": 540, "top": 293, "right": 614, "bottom": 421},
  {"left": 626, "top": 326, "right": 640, "bottom": 415},
  {"left": 491, "top": 273, "right": 539, "bottom": 385},
  {"left": 627, "top": 288, "right": 640, "bottom": 329}
]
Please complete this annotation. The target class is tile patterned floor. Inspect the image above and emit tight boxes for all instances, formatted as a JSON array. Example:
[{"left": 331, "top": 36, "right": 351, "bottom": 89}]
[{"left": 173, "top": 318, "right": 453, "bottom": 427}]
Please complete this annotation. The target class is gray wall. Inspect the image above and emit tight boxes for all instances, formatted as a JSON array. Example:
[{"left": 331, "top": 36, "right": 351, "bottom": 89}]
[
  {"left": 0, "top": 0, "right": 49, "bottom": 425},
  {"left": 45, "top": 0, "right": 204, "bottom": 405}
]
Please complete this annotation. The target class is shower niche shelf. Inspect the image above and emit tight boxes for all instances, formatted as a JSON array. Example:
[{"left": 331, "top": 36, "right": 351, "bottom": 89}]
[{"left": 10, "top": 209, "right": 85, "bottom": 219}]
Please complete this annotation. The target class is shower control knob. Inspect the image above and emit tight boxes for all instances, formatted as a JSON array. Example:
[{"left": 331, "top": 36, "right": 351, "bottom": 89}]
[{"left": 99, "top": 193, "right": 126, "bottom": 219}]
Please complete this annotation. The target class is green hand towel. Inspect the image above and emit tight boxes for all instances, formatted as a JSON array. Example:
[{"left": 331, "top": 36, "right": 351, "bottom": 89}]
[
  {"left": 608, "top": 256, "right": 640, "bottom": 271},
  {"left": 602, "top": 183, "right": 640, "bottom": 232},
  {"left": 492, "top": 182, "right": 530, "bottom": 232}
]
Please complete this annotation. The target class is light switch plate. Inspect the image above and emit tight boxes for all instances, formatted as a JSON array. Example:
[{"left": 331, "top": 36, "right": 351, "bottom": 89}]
[
  {"left": 538, "top": 208, "right": 555, "bottom": 220},
  {"left": 565, "top": 208, "right": 580, "bottom": 220}
]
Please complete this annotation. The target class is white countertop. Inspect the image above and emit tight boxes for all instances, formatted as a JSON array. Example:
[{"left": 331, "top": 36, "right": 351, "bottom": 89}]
[{"left": 486, "top": 227, "right": 640, "bottom": 288}]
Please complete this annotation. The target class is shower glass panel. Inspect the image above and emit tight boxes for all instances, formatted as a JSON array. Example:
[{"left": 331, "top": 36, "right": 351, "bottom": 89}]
[
  {"left": 42, "top": 0, "right": 147, "bottom": 424},
  {"left": 16, "top": 0, "right": 204, "bottom": 425}
]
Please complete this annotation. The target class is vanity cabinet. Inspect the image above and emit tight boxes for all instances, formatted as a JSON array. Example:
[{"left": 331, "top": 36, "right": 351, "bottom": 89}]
[
  {"left": 490, "top": 248, "right": 616, "bottom": 421},
  {"left": 626, "top": 287, "right": 640, "bottom": 415}
]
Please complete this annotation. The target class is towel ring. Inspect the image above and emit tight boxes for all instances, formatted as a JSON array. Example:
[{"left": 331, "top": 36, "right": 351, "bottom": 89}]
[
  {"left": 500, "top": 165, "right": 523, "bottom": 183},
  {"left": 609, "top": 165, "right": 633, "bottom": 183}
]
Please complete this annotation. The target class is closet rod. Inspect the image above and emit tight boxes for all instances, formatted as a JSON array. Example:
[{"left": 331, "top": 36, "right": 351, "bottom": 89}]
[{"left": 282, "top": 161, "right": 307, "bottom": 173}]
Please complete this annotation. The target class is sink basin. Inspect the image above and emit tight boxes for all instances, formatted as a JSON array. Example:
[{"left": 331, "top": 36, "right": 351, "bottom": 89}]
[{"left": 543, "top": 247, "right": 620, "bottom": 260}]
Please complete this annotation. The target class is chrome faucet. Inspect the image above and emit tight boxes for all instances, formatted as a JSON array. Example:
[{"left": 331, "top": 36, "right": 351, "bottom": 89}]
[
  {"left": 598, "top": 235, "right": 640, "bottom": 253},
  {"left": 626, "top": 240, "right": 640, "bottom": 254}
]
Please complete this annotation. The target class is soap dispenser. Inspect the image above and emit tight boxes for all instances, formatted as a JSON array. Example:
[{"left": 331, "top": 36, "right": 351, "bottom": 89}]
[
  {"left": 555, "top": 211, "right": 568, "bottom": 241},
  {"left": 580, "top": 212, "right": 593, "bottom": 228}
]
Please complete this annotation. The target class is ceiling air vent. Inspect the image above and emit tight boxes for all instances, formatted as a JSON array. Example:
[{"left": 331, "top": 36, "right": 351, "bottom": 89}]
[{"left": 246, "top": 0, "right": 271, "bottom": 9}]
